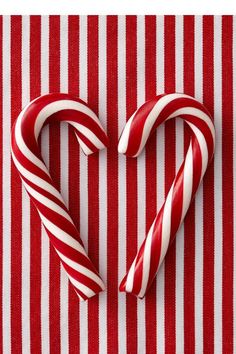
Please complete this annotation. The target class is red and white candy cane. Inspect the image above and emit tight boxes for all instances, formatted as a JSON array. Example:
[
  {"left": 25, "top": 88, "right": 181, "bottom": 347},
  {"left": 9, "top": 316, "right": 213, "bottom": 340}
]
[
  {"left": 119, "top": 93, "right": 215, "bottom": 298},
  {"left": 11, "top": 93, "right": 108, "bottom": 301}
]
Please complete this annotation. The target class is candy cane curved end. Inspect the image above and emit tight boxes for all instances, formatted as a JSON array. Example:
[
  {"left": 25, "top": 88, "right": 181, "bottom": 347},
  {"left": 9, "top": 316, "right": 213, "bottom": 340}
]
[
  {"left": 11, "top": 93, "right": 108, "bottom": 300},
  {"left": 118, "top": 93, "right": 215, "bottom": 298}
]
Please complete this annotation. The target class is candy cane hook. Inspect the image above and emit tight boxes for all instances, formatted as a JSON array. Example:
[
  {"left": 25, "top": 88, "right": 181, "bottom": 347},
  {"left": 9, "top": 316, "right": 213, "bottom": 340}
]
[
  {"left": 11, "top": 93, "right": 108, "bottom": 301},
  {"left": 118, "top": 93, "right": 215, "bottom": 298}
]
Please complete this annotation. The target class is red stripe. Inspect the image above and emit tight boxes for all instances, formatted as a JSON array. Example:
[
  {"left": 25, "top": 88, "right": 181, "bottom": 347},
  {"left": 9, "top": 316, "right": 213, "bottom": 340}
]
[
  {"left": 222, "top": 15, "right": 234, "bottom": 354},
  {"left": 164, "top": 15, "right": 176, "bottom": 354},
  {"left": 126, "top": 15, "right": 138, "bottom": 354},
  {"left": 107, "top": 15, "right": 119, "bottom": 354},
  {"left": 0, "top": 16, "right": 2, "bottom": 354},
  {"left": 144, "top": 15, "right": 157, "bottom": 354},
  {"left": 202, "top": 15, "right": 215, "bottom": 354},
  {"left": 87, "top": 15, "right": 99, "bottom": 354},
  {"left": 29, "top": 15, "right": 42, "bottom": 353},
  {"left": 10, "top": 15, "right": 22, "bottom": 353},
  {"left": 49, "top": 15, "right": 61, "bottom": 354},
  {"left": 183, "top": 19, "right": 196, "bottom": 351},
  {"left": 68, "top": 15, "right": 80, "bottom": 353}
]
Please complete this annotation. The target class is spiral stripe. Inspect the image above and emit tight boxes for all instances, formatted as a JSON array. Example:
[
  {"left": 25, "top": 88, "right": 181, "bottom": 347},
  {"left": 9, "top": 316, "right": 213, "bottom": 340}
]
[
  {"left": 11, "top": 93, "right": 108, "bottom": 300},
  {"left": 118, "top": 93, "right": 215, "bottom": 298}
]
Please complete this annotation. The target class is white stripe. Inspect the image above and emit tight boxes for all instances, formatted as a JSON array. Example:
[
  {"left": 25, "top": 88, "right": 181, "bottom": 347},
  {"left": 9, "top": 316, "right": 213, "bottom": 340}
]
[
  {"left": 159, "top": 186, "right": 174, "bottom": 265},
  {"left": 125, "top": 261, "right": 136, "bottom": 292},
  {"left": 60, "top": 15, "right": 69, "bottom": 354},
  {"left": 21, "top": 15, "right": 31, "bottom": 354},
  {"left": 213, "top": 15, "right": 223, "bottom": 354},
  {"left": 156, "top": 15, "right": 165, "bottom": 354},
  {"left": 136, "top": 15, "right": 146, "bottom": 353},
  {"left": 139, "top": 223, "right": 155, "bottom": 298},
  {"left": 167, "top": 107, "right": 215, "bottom": 138},
  {"left": 98, "top": 15, "right": 108, "bottom": 354},
  {"left": 2, "top": 15, "right": 11, "bottom": 354},
  {"left": 187, "top": 123, "right": 208, "bottom": 179},
  {"left": 117, "top": 112, "right": 135, "bottom": 154},
  {"left": 41, "top": 16, "right": 49, "bottom": 96},
  {"left": 39, "top": 212, "right": 87, "bottom": 257},
  {"left": 117, "top": 15, "right": 127, "bottom": 354},
  {"left": 70, "top": 121, "right": 106, "bottom": 150},
  {"left": 11, "top": 152, "right": 64, "bottom": 203},
  {"left": 23, "top": 180, "right": 72, "bottom": 222},
  {"left": 194, "top": 15, "right": 204, "bottom": 354},
  {"left": 40, "top": 16, "right": 50, "bottom": 354},
  {"left": 233, "top": 15, "right": 236, "bottom": 354},
  {"left": 175, "top": 16, "right": 184, "bottom": 354},
  {"left": 57, "top": 250, "right": 104, "bottom": 289},
  {"left": 156, "top": 16, "right": 165, "bottom": 95},
  {"left": 34, "top": 100, "right": 102, "bottom": 139},
  {"left": 67, "top": 274, "right": 96, "bottom": 299},
  {"left": 181, "top": 145, "right": 193, "bottom": 221},
  {"left": 79, "top": 15, "right": 88, "bottom": 354}
]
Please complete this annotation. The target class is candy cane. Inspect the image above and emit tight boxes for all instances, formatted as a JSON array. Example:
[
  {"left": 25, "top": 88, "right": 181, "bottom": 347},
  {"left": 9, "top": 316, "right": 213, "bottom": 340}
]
[
  {"left": 11, "top": 93, "right": 108, "bottom": 301},
  {"left": 118, "top": 93, "right": 215, "bottom": 298}
]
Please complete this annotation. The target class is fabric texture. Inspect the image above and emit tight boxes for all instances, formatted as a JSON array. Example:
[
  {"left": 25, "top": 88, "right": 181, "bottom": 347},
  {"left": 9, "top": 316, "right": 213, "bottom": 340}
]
[{"left": 0, "top": 15, "right": 235, "bottom": 354}]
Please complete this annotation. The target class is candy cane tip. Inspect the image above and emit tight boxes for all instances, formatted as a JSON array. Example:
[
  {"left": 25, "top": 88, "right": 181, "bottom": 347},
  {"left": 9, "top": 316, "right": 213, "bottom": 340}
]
[
  {"left": 79, "top": 286, "right": 106, "bottom": 302},
  {"left": 117, "top": 142, "right": 125, "bottom": 154},
  {"left": 117, "top": 137, "right": 129, "bottom": 155},
  {"left": 119, "top": 277, "right": 127, "bottom": 292}
]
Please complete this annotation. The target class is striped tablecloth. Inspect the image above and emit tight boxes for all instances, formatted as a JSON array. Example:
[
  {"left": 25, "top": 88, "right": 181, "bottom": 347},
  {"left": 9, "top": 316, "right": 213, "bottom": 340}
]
[{"left": 1, "top": 15, "right": 235, "bottom": 354}]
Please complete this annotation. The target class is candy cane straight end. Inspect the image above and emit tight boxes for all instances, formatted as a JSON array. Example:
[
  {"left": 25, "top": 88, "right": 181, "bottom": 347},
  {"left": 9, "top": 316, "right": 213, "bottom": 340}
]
[
  {"left": 78, "top": 282, "right": 106, "bottom": 302},
  {"left": 118, "top": 93, "right": 215, "bottom": 298},
  {"left": 11, "top": 93, "right": 107, "bottom": 300}
]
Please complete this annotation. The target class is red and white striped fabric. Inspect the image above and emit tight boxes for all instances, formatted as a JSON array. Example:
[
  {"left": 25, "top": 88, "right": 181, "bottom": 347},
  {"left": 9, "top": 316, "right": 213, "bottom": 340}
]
[
  {"left": 11, "top": 93, "right": 108, "bottom": 301},
  {"left": 1, "top": 15, "right": 235, "bottom": 354},
  {"left": 119, "top": 93, "right": 215, "bottom": 298}
]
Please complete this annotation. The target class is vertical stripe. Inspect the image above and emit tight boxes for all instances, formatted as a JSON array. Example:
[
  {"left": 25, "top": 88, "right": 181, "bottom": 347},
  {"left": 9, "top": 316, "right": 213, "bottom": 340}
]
[
  {"left": 2, "top": 15, "right": 11, "bottom": 354},
  {"left": 30, "top": 15, "right": 42, "bottom": 353},
  {"left": 194, "top": 15, "right": 204, "bottom": 354},
  {"left": 98, "top": 15, "right": 108, "bottom": 354},
  {"left": 126, "top": 15, "right": 138, "bottom": 354},
  {"left": 183, "top": 15, "right": 195, "bottom": 354},
  {"left": 175, "top": 15, "right": 184, "bottom": 354},
  {"left": 144, "top": 15, "right": 157, "bottom": 354},
  {"left": 49, "top": 16, "right": 61, "bottom": 354},
  {"left": 117, "top": 15, "right": 127, "bottom": 354},
  {"left": 164, "top": 15, "right": 176, "bottom": 354},
  {"left": 107, "top": 15, "right": 119, "bottom": 354},
  {"left": 233, "top": 16, "right": 236, "bottom": 354},
  {"left": 60, "top": 15, "right": 69, "bottom": 354},
  {"left": 21, "top": 15, "right": 30, "bottom": 354},
  {"left": 156, "top": 15, "right": 165, "bottom": 354},
  {"left": 79, "top": 15, "right": 88, "bottom": 354},
  {"left": 87, "top": 15, "right": 100, "bottom": 354},
  {"left": 0, "top": 15, "right": 2, "bottom": 354},
  {"left": 40, "top": 15, "right": 50, "bottom": 354},
  {"left": 68, "top": 15, "right": 80, "bottom": 354},
  {"left": 202, "top": 16, "right": 215, "bottom": 354},
  {"left": 10, "top": 15, "right": 22, "bottom": 353},
  {"left": 213, "top": 15, "right": 223, "bottom": 354},
  {"left": 222, "top": 15, "right": 234, "bottom": 354},
  {"left": 136, "top": 15, "right": 146, "bottom": 354}
]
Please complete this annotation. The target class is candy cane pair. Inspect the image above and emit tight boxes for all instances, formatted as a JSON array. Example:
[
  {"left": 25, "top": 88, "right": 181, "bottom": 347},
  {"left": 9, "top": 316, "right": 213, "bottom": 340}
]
[{"left": 11, "top": 93, "right": 215, "bottom": 300}]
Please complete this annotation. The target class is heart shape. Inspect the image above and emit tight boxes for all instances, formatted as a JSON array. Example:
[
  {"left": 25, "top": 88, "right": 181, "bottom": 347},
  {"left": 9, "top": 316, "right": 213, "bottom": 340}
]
[{"left": 11, "top": 92, "right": 215, "bottom": 301}]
